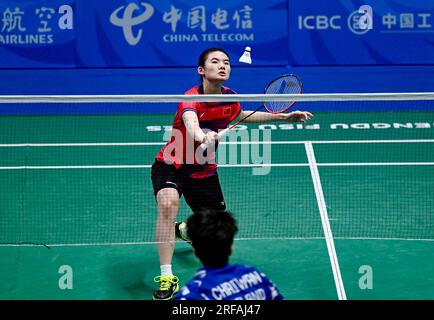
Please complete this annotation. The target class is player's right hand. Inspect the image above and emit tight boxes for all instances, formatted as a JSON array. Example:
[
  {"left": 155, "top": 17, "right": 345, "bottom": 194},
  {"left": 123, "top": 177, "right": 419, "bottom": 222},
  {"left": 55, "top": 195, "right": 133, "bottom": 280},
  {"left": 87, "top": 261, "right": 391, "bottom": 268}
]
[{"left": 202, "top": 131, "right": 219, "bottom": 145}]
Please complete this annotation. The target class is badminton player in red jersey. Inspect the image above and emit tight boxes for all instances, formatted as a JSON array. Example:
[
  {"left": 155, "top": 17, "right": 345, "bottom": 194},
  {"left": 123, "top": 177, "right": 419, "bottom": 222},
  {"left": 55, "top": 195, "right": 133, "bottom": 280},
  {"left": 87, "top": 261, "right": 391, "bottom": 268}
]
[{"left": 151, "top": 48, "right": 313, "bottom": 300}]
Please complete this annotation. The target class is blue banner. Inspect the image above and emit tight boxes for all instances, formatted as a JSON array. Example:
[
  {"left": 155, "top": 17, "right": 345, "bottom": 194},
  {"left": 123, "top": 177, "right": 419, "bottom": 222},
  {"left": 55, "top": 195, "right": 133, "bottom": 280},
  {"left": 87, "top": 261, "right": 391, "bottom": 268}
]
[
  {"left": 0, "top": 0, "right": 75, "bottom": 68},
  {"left": 75, "top": 0, "right": 288, "bottom": 67},
  {"left": 289, "top": 0, "right": 434, "bottom": 65}
]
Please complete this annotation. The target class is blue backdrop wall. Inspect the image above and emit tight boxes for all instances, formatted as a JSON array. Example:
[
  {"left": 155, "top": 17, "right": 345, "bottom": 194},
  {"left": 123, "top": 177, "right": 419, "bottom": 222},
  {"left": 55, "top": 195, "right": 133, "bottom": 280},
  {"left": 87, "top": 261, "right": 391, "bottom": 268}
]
[{"left": 0, "top": 0, "right": 433, "bottom": 112}]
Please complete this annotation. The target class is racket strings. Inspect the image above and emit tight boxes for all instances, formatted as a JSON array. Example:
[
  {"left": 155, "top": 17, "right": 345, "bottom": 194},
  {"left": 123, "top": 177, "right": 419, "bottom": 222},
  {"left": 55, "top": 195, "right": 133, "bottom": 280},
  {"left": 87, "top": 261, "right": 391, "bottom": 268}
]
[{"left": 264, "top": 75, "right": 302, "bottom": 113}]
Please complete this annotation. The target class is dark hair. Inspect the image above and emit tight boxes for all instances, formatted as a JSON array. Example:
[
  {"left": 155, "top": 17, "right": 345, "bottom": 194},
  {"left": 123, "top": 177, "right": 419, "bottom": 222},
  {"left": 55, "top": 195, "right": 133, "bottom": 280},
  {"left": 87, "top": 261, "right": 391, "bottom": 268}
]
[
  {"left": 198, "top": 47, "right": 230, "bottom": 68},
  {"left": 187, "top": 209, "right": 238, "bottom": 267}
]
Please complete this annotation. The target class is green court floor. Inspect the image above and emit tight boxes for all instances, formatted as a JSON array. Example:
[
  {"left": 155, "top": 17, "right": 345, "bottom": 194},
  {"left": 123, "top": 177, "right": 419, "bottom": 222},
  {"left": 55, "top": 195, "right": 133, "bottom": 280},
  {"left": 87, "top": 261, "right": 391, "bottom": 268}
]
[{"left": 1, "top": 111, "right": 433, "bottom": 299}]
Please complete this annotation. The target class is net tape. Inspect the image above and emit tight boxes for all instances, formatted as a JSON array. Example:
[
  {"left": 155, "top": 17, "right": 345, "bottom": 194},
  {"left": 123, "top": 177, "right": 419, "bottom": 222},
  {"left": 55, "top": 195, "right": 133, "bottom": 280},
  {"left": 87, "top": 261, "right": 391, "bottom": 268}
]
[{"left": 1, "top": 92, "right": 434, "bottom": 103}]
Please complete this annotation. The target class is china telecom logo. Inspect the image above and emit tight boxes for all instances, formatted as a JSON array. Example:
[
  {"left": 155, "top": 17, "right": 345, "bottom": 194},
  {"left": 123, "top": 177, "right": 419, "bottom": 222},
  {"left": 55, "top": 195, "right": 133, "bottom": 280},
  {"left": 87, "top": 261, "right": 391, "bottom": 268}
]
[{"left": 109, "top": 2, "right": 154, "bottom": 45}]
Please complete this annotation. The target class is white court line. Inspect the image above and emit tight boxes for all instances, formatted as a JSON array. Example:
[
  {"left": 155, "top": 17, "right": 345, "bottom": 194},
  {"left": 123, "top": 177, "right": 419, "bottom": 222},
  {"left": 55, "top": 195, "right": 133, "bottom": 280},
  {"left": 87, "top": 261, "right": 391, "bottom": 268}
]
[
  {"left": 1, "top": 237, "right": 434, "bottom": 248},
  {"left": 1, "top": 139, "right": 434, "bottom": 147},
  {"left": 224, "top": 139, "right": 434, "bottom": 145},
  {"left": 0, "top": 142, "right": 166, "bottom": 147},
  {"left": 1, "top": 139, "right": 432, "bottom": 170},
  {"left": 305, "top": 141, "right": 347, "bottom": 300},
  {"left": 318, "top": 162, "right": 434, "bottom": 166},
  {"left": 2, "top": 162, "right": 434, "bottom": 170},
  {"left": 0, "top": 164, "right": 308, "bottom": 170}
]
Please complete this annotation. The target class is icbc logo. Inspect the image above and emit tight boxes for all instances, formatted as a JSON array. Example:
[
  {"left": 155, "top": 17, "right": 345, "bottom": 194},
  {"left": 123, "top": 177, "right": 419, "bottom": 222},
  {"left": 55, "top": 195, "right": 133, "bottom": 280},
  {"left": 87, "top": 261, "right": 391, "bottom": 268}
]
[{"left": 298, "top": 15, "right": 342, "bottom": 30}]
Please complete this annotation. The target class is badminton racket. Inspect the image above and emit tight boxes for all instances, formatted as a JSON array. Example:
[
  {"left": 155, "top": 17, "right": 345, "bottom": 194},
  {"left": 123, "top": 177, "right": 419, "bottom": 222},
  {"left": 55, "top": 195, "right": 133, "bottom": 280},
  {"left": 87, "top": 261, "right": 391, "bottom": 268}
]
[{"left": 200, "top": 73, "right": 302, "bottom": 149}]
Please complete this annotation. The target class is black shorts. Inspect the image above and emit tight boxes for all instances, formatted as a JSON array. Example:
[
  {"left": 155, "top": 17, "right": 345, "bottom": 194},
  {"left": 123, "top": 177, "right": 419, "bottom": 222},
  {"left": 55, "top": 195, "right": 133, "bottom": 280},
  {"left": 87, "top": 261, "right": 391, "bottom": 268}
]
[{"left": 151, "top": 160, "right": 226, "bottom": 213}]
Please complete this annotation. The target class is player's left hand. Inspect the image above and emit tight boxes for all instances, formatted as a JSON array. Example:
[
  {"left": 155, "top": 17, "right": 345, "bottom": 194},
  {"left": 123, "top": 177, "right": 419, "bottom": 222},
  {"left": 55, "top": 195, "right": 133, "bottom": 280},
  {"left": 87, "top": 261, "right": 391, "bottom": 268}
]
[{"left": 283, "top": 110, "right": 313, "bottom": 123}]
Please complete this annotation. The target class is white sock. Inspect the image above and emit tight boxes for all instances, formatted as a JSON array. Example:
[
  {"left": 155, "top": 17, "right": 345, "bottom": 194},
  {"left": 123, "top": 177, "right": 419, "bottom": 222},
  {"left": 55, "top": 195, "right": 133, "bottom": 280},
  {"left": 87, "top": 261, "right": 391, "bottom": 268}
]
[{"left": 160, "top": 264, "right": 173, "bottom": 277}]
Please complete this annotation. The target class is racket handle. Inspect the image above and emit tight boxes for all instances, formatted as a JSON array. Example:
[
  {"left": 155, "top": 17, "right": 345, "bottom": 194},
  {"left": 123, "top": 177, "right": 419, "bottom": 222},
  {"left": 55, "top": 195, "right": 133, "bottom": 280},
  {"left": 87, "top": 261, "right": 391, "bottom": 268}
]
[{"left": 199, "top": 127, "right": 230, "bottom": 150}]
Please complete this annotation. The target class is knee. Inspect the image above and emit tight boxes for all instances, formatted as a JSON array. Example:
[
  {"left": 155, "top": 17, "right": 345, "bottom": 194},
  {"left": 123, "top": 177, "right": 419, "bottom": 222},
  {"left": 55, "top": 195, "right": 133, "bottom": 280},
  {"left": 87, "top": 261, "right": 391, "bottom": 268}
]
[{"left": 158, "top": 196, "right": 179, "bottom": 215}]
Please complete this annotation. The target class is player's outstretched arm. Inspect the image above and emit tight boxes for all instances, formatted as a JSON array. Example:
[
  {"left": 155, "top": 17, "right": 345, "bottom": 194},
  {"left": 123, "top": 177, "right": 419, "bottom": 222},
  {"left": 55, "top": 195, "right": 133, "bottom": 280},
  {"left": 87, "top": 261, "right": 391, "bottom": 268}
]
[{"left": 234, "top": 110, "right": 313, "bottom": 124}]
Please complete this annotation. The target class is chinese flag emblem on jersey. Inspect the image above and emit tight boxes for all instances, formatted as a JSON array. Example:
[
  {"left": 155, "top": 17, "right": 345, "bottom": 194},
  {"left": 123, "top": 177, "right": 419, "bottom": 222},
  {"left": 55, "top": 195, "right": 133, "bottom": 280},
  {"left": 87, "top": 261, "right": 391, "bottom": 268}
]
[{"left": 223, "top": 106, "right": 231, "bottom": 117}]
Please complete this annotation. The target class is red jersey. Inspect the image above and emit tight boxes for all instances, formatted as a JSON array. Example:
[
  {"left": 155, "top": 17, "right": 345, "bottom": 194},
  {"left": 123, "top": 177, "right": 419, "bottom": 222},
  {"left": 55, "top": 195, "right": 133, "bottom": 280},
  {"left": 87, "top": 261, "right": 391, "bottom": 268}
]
[{"left": 156, "top": 85, "right": 241, "bottom": 178}]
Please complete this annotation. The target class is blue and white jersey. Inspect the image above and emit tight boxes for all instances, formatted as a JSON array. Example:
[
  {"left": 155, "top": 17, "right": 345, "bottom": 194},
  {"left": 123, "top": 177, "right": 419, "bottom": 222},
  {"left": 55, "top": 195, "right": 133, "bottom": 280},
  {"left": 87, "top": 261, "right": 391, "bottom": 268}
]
[{"left": 173, "top": 264, "right": 283, "bottom": 300}]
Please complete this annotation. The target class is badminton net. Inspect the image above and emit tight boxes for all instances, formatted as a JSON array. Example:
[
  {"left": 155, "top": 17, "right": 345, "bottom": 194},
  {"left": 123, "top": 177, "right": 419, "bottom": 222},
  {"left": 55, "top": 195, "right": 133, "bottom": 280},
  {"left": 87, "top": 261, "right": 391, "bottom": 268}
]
[{"left": 0, "top": 92, "right": 433, "bottom": 246}]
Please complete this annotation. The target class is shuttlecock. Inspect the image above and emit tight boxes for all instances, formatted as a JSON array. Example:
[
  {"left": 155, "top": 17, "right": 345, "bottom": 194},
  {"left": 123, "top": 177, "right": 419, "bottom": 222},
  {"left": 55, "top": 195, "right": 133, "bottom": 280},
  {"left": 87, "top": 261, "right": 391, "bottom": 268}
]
[{"left": 239, "top": 46, "right": 252, "bottom": 64}]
